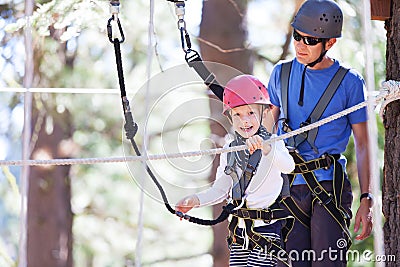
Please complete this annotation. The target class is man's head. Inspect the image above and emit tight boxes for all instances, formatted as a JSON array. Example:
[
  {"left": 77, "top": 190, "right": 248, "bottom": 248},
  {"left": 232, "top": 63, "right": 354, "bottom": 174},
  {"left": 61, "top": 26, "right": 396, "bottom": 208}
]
[
  {"left": 291, "top": 0, "right": 343, "bottom": 67},
  {"left": 223, "top": 75, "right": 271, "bottom": 138},
  {"left": 292, "top": 0, "right": 343, "bottom": 39}
]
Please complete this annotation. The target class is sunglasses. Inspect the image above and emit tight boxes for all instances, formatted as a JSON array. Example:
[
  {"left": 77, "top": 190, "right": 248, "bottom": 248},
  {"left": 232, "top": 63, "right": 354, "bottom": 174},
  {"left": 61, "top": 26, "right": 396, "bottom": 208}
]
[{"left": 293, "top": 30, "right": 325, "bottom": 46}]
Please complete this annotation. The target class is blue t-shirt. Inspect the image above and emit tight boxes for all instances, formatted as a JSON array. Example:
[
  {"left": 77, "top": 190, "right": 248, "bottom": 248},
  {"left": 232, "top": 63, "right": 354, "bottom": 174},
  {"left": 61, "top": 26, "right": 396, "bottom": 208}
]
[{"left": 268, "top": 58, "right": 367, "bottom": 185}]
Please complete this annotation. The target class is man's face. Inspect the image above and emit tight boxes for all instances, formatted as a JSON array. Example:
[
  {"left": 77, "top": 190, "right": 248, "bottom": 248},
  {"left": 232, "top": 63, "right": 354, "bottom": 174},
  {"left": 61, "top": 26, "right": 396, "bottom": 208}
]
[{"left": 293, "top": 29, "right": 325, "bottom": 65}]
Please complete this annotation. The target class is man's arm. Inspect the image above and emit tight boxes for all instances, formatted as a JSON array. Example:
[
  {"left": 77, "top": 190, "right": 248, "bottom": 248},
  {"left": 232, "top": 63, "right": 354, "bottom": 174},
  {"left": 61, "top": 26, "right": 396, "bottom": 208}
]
[{"left": 352, "top": 121, "right": 373, "bottom": 240}]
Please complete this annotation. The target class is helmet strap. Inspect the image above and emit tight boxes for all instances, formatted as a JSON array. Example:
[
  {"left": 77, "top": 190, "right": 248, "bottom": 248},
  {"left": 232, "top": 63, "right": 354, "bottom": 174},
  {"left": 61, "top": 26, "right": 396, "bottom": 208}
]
[{"left": 298, "top": 40, "right": 328, "bottom": 106}]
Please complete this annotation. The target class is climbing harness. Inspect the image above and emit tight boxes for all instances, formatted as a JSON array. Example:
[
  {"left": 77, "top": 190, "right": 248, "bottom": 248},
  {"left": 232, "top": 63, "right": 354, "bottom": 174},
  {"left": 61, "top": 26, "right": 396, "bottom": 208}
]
[
  {"left": 223, "top": 131, "right": 293, "bottom": 266},
  {"left": 227, "top": 200, "right": 292, "bottom": 266},
  {"left": 290, "top": 150, "right": 352, "bottom": 248},
  {"left": 279, "top": 60, "right": 353, "bottom": 248}
]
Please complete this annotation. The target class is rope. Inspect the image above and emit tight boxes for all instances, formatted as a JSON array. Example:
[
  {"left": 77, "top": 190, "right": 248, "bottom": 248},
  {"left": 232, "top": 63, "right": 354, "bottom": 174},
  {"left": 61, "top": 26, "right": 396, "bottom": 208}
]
[
  {"left": 135, "top": 0, "right": 155, "bottom": 265},
  {"left": 1, "top": 83, "right": 399, "bottom": 167},
  {"left": 0, "top": 87, "right": 121, "bottom": 94},
  {"left": 379, "top": 80, "right": 400, "bottom": 119}
]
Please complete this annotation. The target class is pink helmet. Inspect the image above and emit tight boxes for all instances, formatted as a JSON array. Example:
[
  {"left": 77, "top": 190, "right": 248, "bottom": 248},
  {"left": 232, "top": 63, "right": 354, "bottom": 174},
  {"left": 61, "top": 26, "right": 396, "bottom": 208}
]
[{"left": 222, "top": 74, "right": 272, "bottom": 115}]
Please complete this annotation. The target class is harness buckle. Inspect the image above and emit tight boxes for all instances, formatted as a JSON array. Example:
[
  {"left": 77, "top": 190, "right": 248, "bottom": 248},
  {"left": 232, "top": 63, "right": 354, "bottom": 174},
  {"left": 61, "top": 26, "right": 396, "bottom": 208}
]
[
  {"left": 299, "top": 121, "right": 310, "bottom": 138},
  {"left": 263, "top": 210, "right": 272, "bottom": 224},
  {"left": 321, "top": 153, "right": 332, "bottom": 169},
  {"left": 224, "top": 166, "right": 234, "bottom": 175},
  {"left": 282, "top": 120, "right": 292, "bottom": 133},
  {"left": 241, "top": 210, "right": 250, "bottom": 219},
  {"left": 313, "top": 185, "right": 323, "bottom": 195},
  {"left": 286, "top": 146, "right": 298, "bottom": 154},
  {"left": 319, "top": 194, "right": 333, "bottom": 205},
  {"left": 298, "top": 163, "right": 309, "bottom": 172}
]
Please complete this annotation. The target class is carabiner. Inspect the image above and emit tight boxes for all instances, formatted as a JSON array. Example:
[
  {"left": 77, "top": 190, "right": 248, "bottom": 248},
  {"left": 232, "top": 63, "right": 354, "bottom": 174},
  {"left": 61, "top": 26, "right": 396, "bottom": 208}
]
[{"left": 107, "top": 15, "right": 125, "bottom": 44}]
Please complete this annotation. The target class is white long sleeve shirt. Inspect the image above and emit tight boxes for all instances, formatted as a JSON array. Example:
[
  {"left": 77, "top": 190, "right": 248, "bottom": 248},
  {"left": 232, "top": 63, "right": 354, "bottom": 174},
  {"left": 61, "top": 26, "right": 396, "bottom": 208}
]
[{"left": 196, "top": 135, "right": 295, "bottom": 227}]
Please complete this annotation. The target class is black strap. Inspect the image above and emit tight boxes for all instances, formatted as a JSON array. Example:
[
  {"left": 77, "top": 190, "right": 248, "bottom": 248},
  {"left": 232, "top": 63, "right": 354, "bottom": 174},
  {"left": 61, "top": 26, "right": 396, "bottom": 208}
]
[
  {"left": 230, "top": 205, "right": 291, "bottom": 223},
  {"left": 291, "top": 154, "right": 339, "bottom": 174},
  {"left": 186, "top": 50, "right": 224, "bottom": 101},
  {"left": 280, "top": 195, "right": 310, "bottom": 229},
  {"left": 280, "top": 61, "right": 292, "bottom": 127}
]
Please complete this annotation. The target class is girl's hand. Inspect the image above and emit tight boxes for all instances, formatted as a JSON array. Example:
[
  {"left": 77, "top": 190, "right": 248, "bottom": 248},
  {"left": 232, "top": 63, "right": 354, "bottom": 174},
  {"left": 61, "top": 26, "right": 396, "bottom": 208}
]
[
  {"left": 175, "top": 195, "right": 200, "bottom": 213},
  {"left": 246, "top": 135, "right": 272, "bottom": 155}
]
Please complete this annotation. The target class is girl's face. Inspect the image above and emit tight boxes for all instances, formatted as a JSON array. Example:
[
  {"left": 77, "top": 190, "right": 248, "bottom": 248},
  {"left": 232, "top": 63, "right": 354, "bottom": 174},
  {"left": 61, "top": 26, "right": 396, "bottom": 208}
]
[{"left": 230, "top": 104, "right": 263, "bottom": 138}]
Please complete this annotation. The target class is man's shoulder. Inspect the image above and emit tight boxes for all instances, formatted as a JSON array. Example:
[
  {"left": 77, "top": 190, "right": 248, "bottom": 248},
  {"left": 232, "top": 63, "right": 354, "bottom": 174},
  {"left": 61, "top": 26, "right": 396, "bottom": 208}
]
[{"left": 336, "top": 61, "right": 364, "bottom": 82}]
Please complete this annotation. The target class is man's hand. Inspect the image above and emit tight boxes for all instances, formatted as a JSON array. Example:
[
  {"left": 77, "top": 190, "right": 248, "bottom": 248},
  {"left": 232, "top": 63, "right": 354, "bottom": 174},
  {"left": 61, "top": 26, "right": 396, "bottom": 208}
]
[{"left": 354, "top": 198, "right": 373, "bottom": 240}]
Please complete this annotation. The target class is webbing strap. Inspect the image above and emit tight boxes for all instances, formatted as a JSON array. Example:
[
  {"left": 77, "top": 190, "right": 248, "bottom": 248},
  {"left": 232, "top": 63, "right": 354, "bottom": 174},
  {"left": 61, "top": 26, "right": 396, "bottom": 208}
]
[
  {"left": 186, "top": 51, "right": 224, "bottom": 101},
  {"left": 280, "top": 196, "right": 310, "bottom": 229},
  {"left": 280, "top": 61, "right": 292, "bottom": 128},
  {"left": 226, "top": 144, "right": 262, "bottom": 200},
  {"left": 231, "top": 206, "right": 291, "bottom": 222}
]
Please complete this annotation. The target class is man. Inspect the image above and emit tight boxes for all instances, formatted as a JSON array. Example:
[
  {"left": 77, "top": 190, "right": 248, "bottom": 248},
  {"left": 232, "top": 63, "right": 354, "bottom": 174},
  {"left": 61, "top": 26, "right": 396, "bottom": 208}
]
[{"left": 265, "top": 0, "right": 373, "bottom": 266}]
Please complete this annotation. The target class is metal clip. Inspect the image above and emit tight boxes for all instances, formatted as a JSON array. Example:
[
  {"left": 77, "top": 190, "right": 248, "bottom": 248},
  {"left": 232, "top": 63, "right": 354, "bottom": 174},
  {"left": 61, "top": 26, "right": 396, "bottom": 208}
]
[
  {"left": 321, "top": 153, "right": 332, "bottom": 169},
  {"left": 107, "top": 15, "right": 125, "bottom": 43},
  {"left": 233, "top": 196, "right": 246, "bottom": 211},
  {"left": 174, "top": 1, "right": 185, "bottom": 21},
  {"left": 109, "top": 0, "right": 120, "bottom": 15}
]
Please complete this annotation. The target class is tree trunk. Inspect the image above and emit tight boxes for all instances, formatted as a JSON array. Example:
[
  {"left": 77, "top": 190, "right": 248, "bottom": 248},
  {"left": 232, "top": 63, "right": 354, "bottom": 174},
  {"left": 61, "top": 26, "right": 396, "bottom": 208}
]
[
  {"left": 382, "top": 0, "right": 400, "bottom": 265},
  {"left": 199, "top": 1, "right": 251, "bottom": 266},
  {"left": 27, "top": 103, "right": 73, "bottom": 267}
]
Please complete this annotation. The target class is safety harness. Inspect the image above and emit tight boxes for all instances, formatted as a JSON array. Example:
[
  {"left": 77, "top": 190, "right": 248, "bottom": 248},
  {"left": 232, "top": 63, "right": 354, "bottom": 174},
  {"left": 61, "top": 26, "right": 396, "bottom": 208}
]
[
  {"left": 281, "top": 60, "right": 349, "bottom": 153},
  {"left": 223, "top": 129, "right": 293, "bottom": 266},
  {"left": 279, "top": 60, "right": 352, "bottom": 248}
]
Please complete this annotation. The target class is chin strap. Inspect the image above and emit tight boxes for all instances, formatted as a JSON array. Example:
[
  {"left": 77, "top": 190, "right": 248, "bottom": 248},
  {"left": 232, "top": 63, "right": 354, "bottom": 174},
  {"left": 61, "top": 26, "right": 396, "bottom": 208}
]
[{"left": 298, "top": 42, "right": 328, "bottom": 106}]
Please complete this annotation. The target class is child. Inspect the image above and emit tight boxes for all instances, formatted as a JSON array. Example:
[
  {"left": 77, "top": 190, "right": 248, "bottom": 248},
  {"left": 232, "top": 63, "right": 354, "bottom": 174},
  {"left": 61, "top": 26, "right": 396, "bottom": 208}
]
[{"left": 176, "top": 75, "right": 295, "bottom": 267}]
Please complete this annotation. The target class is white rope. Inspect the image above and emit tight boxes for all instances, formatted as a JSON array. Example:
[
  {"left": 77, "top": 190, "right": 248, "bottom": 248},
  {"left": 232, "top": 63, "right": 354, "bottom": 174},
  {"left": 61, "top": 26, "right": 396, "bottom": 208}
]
[
  {"left": 135, "top": 0, "right": 155, "bottom": 265},
  {"left": 2, "top": 85, "right": 399, "bottom": 167},
  {"left": 379, "top": 80, "right": 400, "bottom": 119},
  {"left": 0, "top": 87, "right": 121, "bottom": 94}
]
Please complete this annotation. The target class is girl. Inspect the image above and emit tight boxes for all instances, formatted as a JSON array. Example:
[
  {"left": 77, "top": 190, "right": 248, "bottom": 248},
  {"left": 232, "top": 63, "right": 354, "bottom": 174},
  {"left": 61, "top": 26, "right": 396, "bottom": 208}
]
[{"left": 176, "top": 75, "right": 295, "bottom": 267}]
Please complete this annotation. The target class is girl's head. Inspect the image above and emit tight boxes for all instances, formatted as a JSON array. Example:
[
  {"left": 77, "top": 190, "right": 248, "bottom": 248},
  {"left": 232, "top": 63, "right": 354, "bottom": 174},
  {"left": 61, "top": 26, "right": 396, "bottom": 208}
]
[{"left": 222, "top": 75, "right": 272, "bottom": 138}]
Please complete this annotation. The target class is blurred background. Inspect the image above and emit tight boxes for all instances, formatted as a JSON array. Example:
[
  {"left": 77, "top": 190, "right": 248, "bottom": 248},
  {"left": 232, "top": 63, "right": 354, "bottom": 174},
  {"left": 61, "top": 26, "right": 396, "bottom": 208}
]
[{"left": 0, "top": 0, "right": 391, "bottom": 266}]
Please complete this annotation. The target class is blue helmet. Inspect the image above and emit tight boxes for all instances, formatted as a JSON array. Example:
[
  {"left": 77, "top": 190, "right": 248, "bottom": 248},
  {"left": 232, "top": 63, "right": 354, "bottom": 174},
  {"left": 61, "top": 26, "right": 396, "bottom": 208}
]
[{"left": 292, "top": 0, "right": 343, "bottom": 38}]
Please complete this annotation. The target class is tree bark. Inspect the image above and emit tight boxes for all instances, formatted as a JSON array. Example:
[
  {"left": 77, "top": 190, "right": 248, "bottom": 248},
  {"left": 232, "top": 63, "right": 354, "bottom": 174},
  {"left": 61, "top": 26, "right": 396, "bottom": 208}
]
[
  {"left": 199, "top": 1, "right": 251, "bottom": 266},
  {"left": 27, "top": 103, "right": 73, "bottom": 267},
  {"left": 382, "top": 0, "right": 400, "bottom": 265}
]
